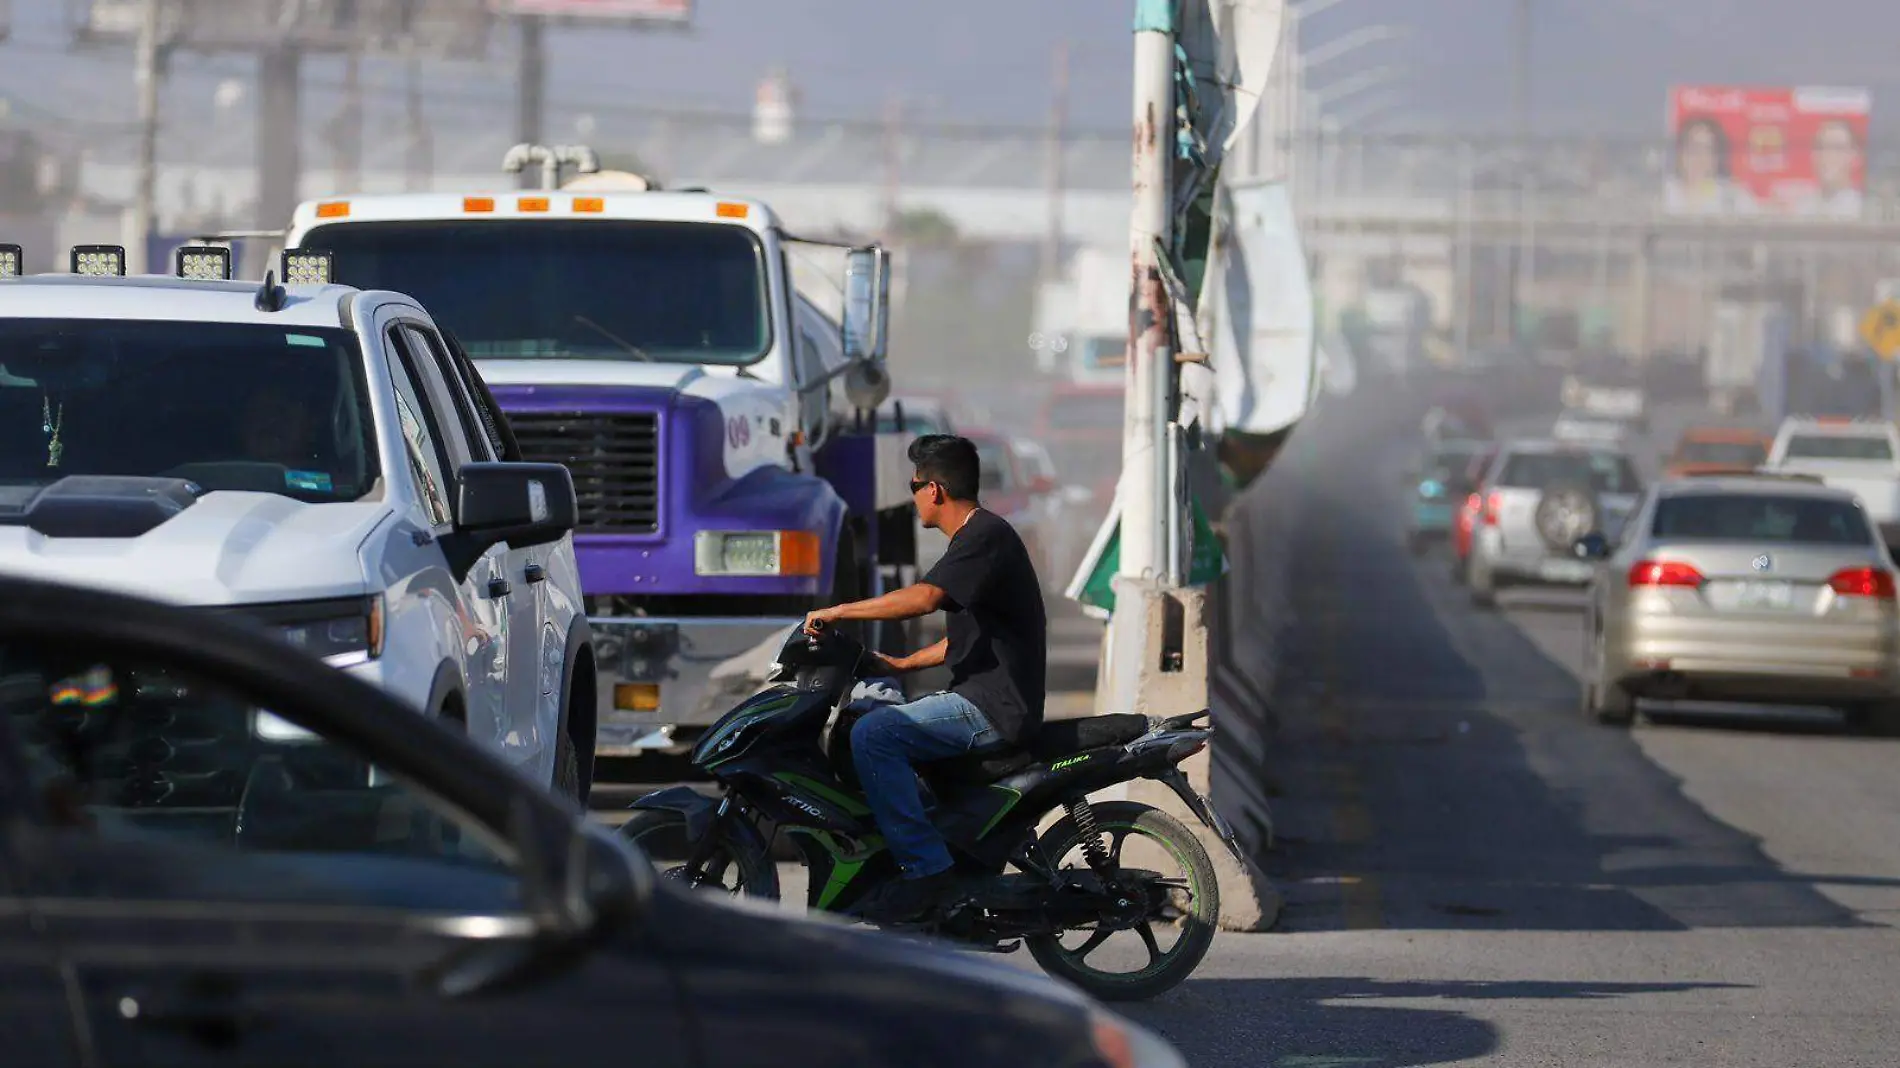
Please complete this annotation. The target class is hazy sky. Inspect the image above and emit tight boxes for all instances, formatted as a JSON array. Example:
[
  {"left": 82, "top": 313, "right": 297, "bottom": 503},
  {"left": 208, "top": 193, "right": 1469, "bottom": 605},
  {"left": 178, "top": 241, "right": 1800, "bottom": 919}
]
[{"left": 1, "top": 2, "right": 1895, "bottom": 143}]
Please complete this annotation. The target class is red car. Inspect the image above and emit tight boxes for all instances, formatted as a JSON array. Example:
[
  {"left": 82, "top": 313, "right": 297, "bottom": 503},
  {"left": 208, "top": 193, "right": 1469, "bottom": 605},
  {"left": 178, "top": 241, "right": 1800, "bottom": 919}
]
[{"left": 1035, "top": 383, "right": 1125, "bottom": 506}]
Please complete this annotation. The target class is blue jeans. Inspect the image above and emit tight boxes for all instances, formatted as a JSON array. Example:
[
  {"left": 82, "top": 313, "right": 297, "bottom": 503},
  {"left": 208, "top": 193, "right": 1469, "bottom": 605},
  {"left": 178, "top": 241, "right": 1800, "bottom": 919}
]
[{"left": 849, "top": 691, "right": 1001, "bottom": 879}]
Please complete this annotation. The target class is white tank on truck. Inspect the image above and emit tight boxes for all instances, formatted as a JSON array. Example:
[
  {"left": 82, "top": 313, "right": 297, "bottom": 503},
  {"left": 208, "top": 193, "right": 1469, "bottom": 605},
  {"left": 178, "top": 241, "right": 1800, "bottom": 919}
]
[{"left": 282, "top": 147, "right": 919, "bottom": 774}]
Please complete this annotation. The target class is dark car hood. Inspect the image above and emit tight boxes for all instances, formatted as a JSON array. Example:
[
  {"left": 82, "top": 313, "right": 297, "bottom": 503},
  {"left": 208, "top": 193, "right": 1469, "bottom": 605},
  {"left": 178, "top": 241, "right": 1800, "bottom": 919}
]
[{"left": 644, "top": 885, "right": 1106, "bottom": 1066}]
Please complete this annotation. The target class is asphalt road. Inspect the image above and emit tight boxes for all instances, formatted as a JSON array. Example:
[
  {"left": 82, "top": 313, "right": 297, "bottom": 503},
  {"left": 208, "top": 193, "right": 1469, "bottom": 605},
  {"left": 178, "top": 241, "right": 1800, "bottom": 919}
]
[{"left": 1115, "top": 378, "right": 1900, "bottom": 1066}]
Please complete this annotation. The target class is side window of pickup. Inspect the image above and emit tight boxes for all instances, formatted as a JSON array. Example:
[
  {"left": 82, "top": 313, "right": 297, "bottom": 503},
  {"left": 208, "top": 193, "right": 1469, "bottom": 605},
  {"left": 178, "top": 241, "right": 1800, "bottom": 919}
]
[
  {"left": 384, "top": 336, "right": 454, "bottom": 528},
  {"left": 404, "top": 325, "right": 497, "bottom": 463}
]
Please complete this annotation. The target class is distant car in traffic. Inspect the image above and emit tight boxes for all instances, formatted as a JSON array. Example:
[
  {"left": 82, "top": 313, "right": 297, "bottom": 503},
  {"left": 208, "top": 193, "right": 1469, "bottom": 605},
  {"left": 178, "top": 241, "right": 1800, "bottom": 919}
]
[
  {"left": 1552, "top": 411, "right": 1640, "bottom": 447},
  {"left": 1763, "top": 417, "right": 1900, "bottom": 545},
  {"left": 1, "top": 575, "right": 1181, "bottom": 1067},
  {"left": 1451, "top": 444, "right": 1502, "bottom": 577},
  {"left": 1465, "top": 439, "right": 1645, "bottom": 607},
  {"left": 1664, "top": 427, "right": 1771, "bottom": 478},
  {"left": 1403, "top": 438, "right": 1492, "bottom": 554},
  {"left": 1575, "top": 473, "right": 1900, "bottom": 732},
  {"left": 1035, "top": 382, "right": 1125, "bottom": 508}
]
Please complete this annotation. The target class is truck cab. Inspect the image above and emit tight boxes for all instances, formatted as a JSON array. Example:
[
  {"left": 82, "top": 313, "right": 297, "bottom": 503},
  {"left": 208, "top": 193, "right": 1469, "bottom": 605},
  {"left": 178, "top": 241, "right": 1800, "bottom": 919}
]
[{"left": 284, "top": 157, "right": 914, "bottom": 769}]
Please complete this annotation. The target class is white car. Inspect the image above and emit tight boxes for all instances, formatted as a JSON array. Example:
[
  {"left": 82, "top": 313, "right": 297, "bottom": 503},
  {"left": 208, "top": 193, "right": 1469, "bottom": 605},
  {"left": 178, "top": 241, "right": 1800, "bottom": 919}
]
[
  {"left": 0, "top": 248, "right": 596, "bottom": 799},
  {"left": 1764, "top": 417, "right": 1900, "bottom": 544}
]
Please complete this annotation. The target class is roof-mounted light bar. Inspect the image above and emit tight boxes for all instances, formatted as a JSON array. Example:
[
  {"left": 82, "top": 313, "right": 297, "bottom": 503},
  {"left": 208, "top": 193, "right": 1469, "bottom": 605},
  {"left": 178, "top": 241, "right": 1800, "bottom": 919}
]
[
  {"left": 280, "top": 249, "right": 334, "bottom": 287},
  {"left": 0, "top": 244, "right": 20, "bottom": 279},
  {"left": 174, "top": 245, "right": 233, "bottom": 281},
  {"left": 71, "top": 245, "right": 126, "bottom": 277}
]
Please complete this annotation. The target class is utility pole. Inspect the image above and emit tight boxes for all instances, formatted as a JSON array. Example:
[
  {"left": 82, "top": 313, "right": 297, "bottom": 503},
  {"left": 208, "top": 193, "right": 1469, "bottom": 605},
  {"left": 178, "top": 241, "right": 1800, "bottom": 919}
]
[
  {"left": 404, "top": 50, "right": 432, "bottom": 192},
  {"left": 128, "top": 0, "right": 161, "bottom": 274},
  {"left": 1102, "top": 0, "right": 1180, "bottom": 718},
  {"left": 1504, "top": 0, "right": 1531, "bottom": 344},
  {"left": 1041, "top": 39, "right": 1070, "bottom": 289},
  {"left": 516, "top": 15, "right": 546, "bottom": 190},
  {"left": 880, "top": 95, "right": 902, "bottom": 243},
  {"left": 330, "top": 40, "right": 363, "bottom": 193},
  {"left": 255, "top": 44, "right": 302, "bottom": 229}
]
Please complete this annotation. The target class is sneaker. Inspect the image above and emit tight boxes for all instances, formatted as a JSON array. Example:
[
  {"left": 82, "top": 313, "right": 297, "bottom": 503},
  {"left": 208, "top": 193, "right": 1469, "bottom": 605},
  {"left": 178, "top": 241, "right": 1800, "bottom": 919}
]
[{"left": 856, "top": 869, "right": 964, "bottom": 925}]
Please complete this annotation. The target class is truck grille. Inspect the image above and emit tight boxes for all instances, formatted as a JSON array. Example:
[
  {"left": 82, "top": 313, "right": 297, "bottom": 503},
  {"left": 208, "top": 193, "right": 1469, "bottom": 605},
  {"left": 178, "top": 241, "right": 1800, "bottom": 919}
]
[{"left": 507, "top": 411, "right": 661, "bottom": 533}]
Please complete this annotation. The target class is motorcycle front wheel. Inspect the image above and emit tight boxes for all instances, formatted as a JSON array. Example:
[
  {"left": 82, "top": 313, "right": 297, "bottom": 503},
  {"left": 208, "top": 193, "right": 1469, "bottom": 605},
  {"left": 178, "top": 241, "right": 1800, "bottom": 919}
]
[
  {"left": 1027, "top": 801, "right": 1220, "bottom": 1002},
  {"left": 618, "top": 808, "right": 781, "bottom": 899}
]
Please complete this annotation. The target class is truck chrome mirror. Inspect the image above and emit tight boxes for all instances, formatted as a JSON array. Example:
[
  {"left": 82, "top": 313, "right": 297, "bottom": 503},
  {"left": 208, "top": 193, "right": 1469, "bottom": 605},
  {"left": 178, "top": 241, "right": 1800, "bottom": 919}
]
[{"left": 842, "top": 246, "right": 890, "bottom": 364}]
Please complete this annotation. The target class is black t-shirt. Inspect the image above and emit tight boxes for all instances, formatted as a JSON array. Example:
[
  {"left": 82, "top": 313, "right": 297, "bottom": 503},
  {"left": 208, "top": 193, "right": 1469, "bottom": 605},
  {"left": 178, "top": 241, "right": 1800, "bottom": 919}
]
[{"left": 922, "top": 508, "right": 1047, "bottom": 745}]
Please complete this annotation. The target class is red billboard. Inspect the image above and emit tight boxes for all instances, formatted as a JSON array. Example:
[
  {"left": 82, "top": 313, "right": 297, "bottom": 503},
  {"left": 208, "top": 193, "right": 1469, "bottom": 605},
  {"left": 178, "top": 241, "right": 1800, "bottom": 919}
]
[
  {"left": 490, "top": 0, "right": 691, "bottom": 22},
  {"left": 1666, "top": 86, "right": 1871, "bottom": 218}
]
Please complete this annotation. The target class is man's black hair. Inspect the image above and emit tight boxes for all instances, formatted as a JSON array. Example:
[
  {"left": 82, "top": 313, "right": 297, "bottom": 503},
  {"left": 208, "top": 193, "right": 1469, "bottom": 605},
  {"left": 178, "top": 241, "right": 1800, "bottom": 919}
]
[{"left": 908, "top": 434, "right": 981, "bottom": 501}]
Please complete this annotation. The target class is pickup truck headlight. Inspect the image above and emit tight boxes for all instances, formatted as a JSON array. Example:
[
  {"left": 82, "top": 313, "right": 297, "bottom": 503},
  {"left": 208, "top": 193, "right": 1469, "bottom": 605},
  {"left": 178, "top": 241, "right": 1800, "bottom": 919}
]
[
  {"left": 694, "top": 531, "right": 822, "bottom": 577},
  {"left": 274, "top": 595, "right": 384, "bottom": 666}
]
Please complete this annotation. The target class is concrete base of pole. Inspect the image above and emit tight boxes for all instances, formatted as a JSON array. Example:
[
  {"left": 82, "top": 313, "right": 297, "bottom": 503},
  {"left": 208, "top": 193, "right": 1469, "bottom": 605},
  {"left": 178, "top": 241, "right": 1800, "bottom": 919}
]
[{"left": 1098, "top": 577, "right": 1282, "bottom": 932}]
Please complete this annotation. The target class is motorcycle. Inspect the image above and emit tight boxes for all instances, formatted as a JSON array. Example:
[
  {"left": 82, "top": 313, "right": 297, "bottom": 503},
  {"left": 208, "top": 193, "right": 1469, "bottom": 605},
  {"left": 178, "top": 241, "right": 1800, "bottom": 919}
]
[{"left": 621, "top": 621, "right": 1242, "bottom": 1002}]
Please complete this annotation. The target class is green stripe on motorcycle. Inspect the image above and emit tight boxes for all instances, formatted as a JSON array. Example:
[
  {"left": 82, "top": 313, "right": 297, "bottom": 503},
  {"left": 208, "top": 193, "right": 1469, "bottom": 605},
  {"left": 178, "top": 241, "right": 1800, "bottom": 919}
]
[{"left": 776, "top": 772, "right": 873, "bottom": 816}]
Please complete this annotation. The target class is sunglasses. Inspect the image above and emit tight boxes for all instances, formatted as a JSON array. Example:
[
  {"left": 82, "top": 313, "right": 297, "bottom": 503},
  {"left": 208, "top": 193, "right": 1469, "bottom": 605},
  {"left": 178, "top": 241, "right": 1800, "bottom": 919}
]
[{"left": 910, "top": 479, "right": 934, "bottom": 495}]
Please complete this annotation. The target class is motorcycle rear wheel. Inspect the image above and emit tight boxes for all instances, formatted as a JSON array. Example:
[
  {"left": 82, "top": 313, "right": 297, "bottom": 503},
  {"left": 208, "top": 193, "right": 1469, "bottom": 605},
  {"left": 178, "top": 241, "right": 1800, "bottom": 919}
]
[
  {"left": 1027, "top": 801, "right": 1219, "bottom": 1002},
  {"left": 619, "top": 808, "right": 781, "bottom": 899}
]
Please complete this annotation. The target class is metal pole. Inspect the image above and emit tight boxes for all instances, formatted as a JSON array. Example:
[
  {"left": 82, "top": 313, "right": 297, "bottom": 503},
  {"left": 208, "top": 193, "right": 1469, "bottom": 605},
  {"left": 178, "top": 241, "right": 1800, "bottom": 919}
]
[
  {"left": 255, "top": 45, "right": 301, "bottom": 231},
  {"left": 1454, "top": 140, "right": 1474, "bottom": 360},
  {"left": 1042, "top": 39, "right": 1070, "bottom": 289},
  {"left": 1119, "top": 0, "right": 1174, "bottom": 587},
  {"left": 1505, "top": 0, "right": 1531, "bottom": 343},
  {"left": 128, "top": 0, "right": 161, "bottom": 273},
  {"left": 516, "top": 15, "right": 545, "bottom": 191}
]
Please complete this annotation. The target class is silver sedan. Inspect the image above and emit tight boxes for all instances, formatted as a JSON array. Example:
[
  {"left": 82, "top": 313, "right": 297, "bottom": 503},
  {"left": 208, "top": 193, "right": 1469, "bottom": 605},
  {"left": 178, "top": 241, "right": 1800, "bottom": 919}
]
[{"left": 1576, "top": 475, "right": 1900, "bottom": 731}]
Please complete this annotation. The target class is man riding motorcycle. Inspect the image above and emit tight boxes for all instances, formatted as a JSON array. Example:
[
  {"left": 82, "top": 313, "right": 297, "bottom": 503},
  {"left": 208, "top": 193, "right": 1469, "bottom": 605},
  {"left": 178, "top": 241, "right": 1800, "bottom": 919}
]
[{"left": 803, "top": 433, "right": 1047, "bottom": 923}]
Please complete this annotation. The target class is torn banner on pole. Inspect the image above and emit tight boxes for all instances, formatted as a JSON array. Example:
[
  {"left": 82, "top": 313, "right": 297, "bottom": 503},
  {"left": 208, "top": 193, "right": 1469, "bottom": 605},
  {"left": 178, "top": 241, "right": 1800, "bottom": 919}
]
[{"left": 1066, "top": 0, "right": 1280, "bottom": 612}]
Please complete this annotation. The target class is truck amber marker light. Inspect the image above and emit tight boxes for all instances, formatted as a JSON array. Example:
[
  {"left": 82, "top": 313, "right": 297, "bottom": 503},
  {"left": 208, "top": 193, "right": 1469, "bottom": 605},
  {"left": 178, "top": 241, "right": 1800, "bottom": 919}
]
[
  {"left": 463, "top": 197, "right": 496, "bottom": 213},
  {"left": 315, "top": 201, "right": 351, "bottom": 219}
]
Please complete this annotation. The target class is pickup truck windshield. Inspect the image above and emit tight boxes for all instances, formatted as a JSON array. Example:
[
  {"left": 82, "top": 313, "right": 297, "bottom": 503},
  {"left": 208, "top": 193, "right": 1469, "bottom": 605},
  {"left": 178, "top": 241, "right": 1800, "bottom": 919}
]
[
  {"left": 0, "top": 320, "right": 379, "bottom": 503},
  {"left": 1652, "top": 494, "right": 1874, "bottom": 546},
  {"left": 1677, "top": 439, "right": 1767, "bottom": 466},
  {"left": 1781, "top": 434, "right": 1895, "bottom": 462},
  {"left": 302, "top": 219, "right": 771, "bottom": 366}
]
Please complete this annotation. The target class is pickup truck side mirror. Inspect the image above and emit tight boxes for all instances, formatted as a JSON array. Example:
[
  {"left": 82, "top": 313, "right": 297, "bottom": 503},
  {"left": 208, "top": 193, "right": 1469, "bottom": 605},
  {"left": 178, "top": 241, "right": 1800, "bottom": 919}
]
[
  {"left": 841, "top": 246, "right": 891, "bottom": 364},
  {"left": 452, "top": 463, "right": 579, "bottom": 567}
]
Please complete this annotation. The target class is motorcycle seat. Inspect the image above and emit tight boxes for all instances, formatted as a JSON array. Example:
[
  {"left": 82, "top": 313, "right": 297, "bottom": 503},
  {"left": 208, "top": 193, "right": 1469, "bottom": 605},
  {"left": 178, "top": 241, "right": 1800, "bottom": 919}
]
[{"left": 925, "top": 713, "right": 1153, "bottom": 786}]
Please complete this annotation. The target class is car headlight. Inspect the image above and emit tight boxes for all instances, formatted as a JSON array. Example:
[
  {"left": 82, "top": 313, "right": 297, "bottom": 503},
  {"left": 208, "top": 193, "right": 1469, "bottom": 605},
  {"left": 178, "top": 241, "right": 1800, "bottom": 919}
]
[
  {"left": 275, "top": 595, "right": 384, "bottom": 666},
  {"left": 1091, "top": 1011, "right": 1185, "bottom": 1068}
]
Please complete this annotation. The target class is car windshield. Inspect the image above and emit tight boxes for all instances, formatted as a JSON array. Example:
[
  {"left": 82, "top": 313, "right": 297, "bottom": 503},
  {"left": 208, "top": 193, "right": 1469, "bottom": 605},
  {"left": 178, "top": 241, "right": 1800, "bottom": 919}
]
[
  {"left": 300, "top": 219, "right": 771, "bottom": 366},
  {"left": 1429, "top": 446, "right": 1484, "bottom": 483},
  {"left": 5, "top": 639, "right": 518, "bottom": 885},
  {"left": 876, "top": 406, "right": 949, "bottom": 435},
  {"left": 1678, "top": 438, "right": 1767, "bottom": 466},
  {"left": 1044, "top": 392, "right": 1125, "bottom": 433},
  {"left": 1781, "top": 434, "right": 1894, "bottom": 461},
  {"left": 1651, "top": 494, "right": 1874, "bottom": 546},
  {"left": 0, "top": 319, "right": 379, "bottom": 503},
  {"left": 1498, "top": 450, "right": 1641, "bottom": 494}
]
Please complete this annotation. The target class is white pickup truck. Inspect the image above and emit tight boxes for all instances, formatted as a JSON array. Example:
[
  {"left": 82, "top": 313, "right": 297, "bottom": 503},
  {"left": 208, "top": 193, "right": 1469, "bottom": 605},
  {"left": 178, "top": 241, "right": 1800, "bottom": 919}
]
[
  {"left": 1763, "top": 417, "right": 1900, "bottom": 543},
  {"left": 0, "top": 246, "right": 596, "bottom": 800}
]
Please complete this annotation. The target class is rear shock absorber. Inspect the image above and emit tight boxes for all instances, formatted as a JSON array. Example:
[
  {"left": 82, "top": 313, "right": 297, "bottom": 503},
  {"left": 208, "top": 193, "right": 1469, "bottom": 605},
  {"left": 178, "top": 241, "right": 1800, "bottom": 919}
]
[{"left": 1065, "top": 798, "right": 1112, "bottom": 872}]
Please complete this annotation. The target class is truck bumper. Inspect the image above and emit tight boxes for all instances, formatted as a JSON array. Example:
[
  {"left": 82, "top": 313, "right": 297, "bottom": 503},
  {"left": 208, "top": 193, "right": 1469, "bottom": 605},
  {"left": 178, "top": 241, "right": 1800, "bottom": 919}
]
[{"left": 589, "top": 616, "right": 801, "bottom": 757}]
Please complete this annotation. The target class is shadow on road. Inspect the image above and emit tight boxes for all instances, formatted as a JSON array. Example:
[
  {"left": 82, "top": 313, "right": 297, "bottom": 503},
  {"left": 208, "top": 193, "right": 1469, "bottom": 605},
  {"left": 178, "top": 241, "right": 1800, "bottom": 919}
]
[
  {"left": 1125, "top": 976, "right": 1744, "bottom": 1067},
  {"left": 1225, "top": 374, "right": 1870, "bottom": 934}
]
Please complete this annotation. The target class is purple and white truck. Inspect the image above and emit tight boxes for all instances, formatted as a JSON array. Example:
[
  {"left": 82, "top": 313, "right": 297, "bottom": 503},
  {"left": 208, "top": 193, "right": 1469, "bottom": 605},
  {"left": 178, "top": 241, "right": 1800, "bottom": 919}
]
[{"left": 283, "top": 152, "right": 917, "bottom": 775}]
